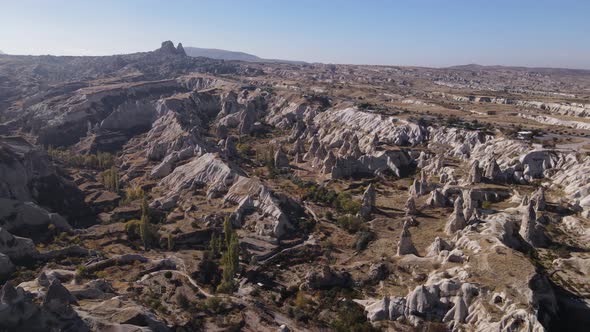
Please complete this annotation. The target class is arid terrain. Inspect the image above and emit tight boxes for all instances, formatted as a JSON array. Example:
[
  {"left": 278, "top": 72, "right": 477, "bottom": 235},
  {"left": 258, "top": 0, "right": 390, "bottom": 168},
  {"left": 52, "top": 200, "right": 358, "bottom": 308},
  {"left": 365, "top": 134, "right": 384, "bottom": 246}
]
[{"left": 1, "top": 41, "right": 590, "bottom": 331}]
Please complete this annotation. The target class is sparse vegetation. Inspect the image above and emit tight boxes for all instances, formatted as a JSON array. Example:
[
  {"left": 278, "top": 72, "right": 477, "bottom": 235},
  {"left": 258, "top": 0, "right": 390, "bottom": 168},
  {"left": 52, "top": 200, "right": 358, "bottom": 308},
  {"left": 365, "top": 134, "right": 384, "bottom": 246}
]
[
  {"left": 121, "top": 186, "right": 144, "bottom": 205},
  {"left": 101, "top": 166, "right": 120, "bottom": 192},
  {"left": 217, "top": 219, "right": 240, "bottom": 293},
  {"left": 47, "top": 147, "right": 115, "bottom": 170}
]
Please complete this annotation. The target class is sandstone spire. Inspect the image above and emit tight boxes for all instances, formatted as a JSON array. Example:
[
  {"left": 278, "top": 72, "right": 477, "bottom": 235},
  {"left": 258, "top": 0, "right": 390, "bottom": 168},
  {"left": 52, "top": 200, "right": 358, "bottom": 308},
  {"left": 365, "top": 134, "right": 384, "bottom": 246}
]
[{"left": 445, "top": 196, "right": 466, "bottom": 235}]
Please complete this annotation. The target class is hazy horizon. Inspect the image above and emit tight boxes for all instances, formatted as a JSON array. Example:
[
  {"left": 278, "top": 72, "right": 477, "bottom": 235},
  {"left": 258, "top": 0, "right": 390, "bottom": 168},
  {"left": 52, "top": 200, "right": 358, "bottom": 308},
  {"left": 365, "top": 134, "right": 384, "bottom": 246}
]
[{"left": 1, "top": 0, "right": 589, "bottom": 69}]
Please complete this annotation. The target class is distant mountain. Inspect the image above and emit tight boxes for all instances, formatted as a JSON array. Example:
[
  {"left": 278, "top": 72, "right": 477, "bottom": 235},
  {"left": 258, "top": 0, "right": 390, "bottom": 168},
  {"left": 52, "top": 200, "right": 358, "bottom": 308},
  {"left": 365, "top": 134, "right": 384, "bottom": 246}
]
[
  {"left": 184, "top": 47, "right": 261, "bottom": 62},
  {"left": 184, "top": 46, "right": 306, "bottom": 64},
  {"left": 446, "top": 63, "right": 590, "bottom": 75},
  {"left": 0, "top": 51, "right": 4, "bottom": 55}
]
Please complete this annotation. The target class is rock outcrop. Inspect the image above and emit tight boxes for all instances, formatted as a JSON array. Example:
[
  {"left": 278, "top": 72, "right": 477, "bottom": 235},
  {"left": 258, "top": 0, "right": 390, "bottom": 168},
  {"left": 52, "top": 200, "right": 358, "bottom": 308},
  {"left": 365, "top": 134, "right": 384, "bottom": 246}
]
[
  {"left": 445, "top": 196, "right": 466, "bottom": 235},
  {"left": 426, "top": 188, "right": 447, "bottom": 208},
  {"left": 274, "top": 147, "right": 290, "bottom": 169},
  {"left": 359, "top": 184, "right": 376, "bottom": 220},
  {"left": 302, "top": 266, "right": 352, "bottom": 290},
  {"left": 397, "top": 225, "right": 417, "bottom": 256},
  {"left": 467, "top": 160, "right": 482, "bottom": 184},
  {"left": 0, "top": 227, "right": 38, "bottom": 261},
  {"left": 405, "top": 196, "right": 417, "bottom": 215},
  {"left": 519, "top": 201, "right": 547, "bottom": 247}
]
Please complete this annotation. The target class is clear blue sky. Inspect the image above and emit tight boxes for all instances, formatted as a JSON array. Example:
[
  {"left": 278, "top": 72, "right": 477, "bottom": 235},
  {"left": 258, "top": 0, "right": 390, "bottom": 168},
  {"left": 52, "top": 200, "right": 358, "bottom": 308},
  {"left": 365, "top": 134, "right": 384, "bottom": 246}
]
[{"left": 1, "top": 0, "right": 589, "bottom": 69}]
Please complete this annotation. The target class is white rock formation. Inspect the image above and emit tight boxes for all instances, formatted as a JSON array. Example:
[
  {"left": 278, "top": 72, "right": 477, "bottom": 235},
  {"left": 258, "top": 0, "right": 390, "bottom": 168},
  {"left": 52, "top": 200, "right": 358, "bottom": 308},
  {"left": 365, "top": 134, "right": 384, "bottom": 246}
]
[
  {"left": 0, "top": 199, "right": 71, "bottom": 233},
  {"left": 426, "top": 237, "right": 452, "bottom": 257},
  {"left": 519, "top": 201, "right": 547, "bottom": 247},
  {"left": 445, "top": 196, "right": 466, "bottom": 235},
  {"left": 405, "top": 196, "right": 417, "bottom": 215},
  {"left": 467, "top": 160, "right": 482, "bottom": 184},
  {"left": 397, "top": 226, "right": 417, "bottom": 256},
  {"left": 426, "top": 188, "right": 447, "bottom": 208},
  {"left": 274, "top": 147, "right": 290, "bottom": 169},
  {"left": 359, "top": 184, "right": 376, "bottom": 220},
  {"left": 0, "top": 227, "right": 38, "bottom": 261},
  {"left": 531, "top": 187, "right": 547, "bottom": 211}
]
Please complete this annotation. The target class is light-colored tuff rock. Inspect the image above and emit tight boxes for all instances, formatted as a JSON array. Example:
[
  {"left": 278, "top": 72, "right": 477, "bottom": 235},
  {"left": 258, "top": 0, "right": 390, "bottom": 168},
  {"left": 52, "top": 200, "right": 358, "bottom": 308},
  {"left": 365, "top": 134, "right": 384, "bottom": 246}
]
[
  {"left": 76, "top": 296, "right": 169, "bottom": 332},
  {"left": 467, "top": 160, "right": 482, "bottom": 184},
  {"left": 330, "top": 150, "right": 412, "bottom": 179},
  {"left": 442, "top": 294, "right": 468, "bottom": 326},
  {"left": 519, "top": 149, "right": 558, "bottom": 180},
  {"left": 359, "top": 184, "right": 376, "bottom": 220},
  {"left": 289, "top": 137, "right": 305, "bottom": 155},
  {"left": 366, "top": 263, "right": 388, "bottom": 283},
  {"left": 484, "top": 157, "right": 504, "bottom": 182},
  {"left": 161, "top": 152, "right": 294, "bottom": 239},
  {"left": 314, "top": 108, "right": 428, "bottom": 152},
  {"left": 0, "top": 253, "right": 15, "bottom": 277},
  {"left": 321, "top": 150, "right": 336, "bottom": 174},
  {"left": 405, "top": 196, "right": 417, "bottom": 215},
  {"left": 225, "top": 177, "right": 294, "bottom": 238},
  {"left": 150, "top": 195, "right": 178, "bottom": 211},
  {"left": 531, "top": 187, "right": 547, "bottom": 211},
  {"left": 150, "top": 151, "right": 180, "bottom": 178},
  {"left": 397, "top": 226, "right": 417, "bottom": 256},
  {"left": 304, "top": 136, "right": 320, "bottom": 161},
  {"left": 445, "top": 196, "right": 466, "bottom": 235},
  {"left": 426, "top": 237, "right": 452, "bottom": 257},
  {"left": 0, "top": 281, "right": 89, "bottom": 331},
  {"left": 29, "top": 80, "right": 183, "bottom": 148},
  {"left": 0, "top": 282, "right": 45, "bottom": 331},
  {"left": 364, "top": 296, "right": 407, "bottom": 322},
  {"left": 0, "top": 198, "right": 71, "bottom": 232},
  {"left": 409, "top": 171, "right": 429, "bottom": 197},
  {"left": 4, "top": 40, "right": 590, "bottom": 332},
  {"left": 302, "top": 265, "right": 352, "bottom": 290},
  {"left": 0, "top": 227, "right": 38, "bottom": 261},
  {"left": 160, "top": 153, "right": 242, "bottom": 199},
  {"left": 0, "top": 137, "right": 56, "bottom": 201},
  {"left": 274, "top": 147, "right": 290, "bottom": 169},
  {"left": 356, "top": 275, "right": 547, "bottom": 331},
  {"left": 143, "top": 92, "right": 218, "bottom": 162},
  {"left": 520, "top": 201, "right": 547, "bottom": 247},
  {"left": 223, "top": 135, "right": 239, "bottom": 159},
  {"left": 69, "top": 279, "right": 116, "bottom": 300},
  {"left": 426, "top": 188, "right": 447, "bottom": 208}
]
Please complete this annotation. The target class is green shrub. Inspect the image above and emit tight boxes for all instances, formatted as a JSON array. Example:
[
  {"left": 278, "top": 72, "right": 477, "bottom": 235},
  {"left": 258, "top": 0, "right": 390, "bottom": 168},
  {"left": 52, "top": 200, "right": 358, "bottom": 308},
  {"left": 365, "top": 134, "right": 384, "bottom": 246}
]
[
  {"left": 125, "top": 219, "right": 141, "bottom": 240},
  {"left": 331, "top": 300, "right": 378, "bottom": 332},
  {"left": 354, "top": 231, "right": 374, "bottom": 251},
  {"left": 121, "top": 186, "right": 144, "bottom": 205},
  {"left": 337, "top": 215, "right": 364, "bottom": 234},
  {"left": 176, "top": 293, "right": 190, "bottom": 309},
  {"left": 100, "top": 166, "right": 120, "bottom": 192},
  {"left": 335, "top": 192, "right": 360, "bottom": 215},
  {"left": 47, "top": 147, "right": 114, "bottom": 170},
  {"left": 167, "top": 234, "right": 174, "bottom": 250},
  {"left": 236, "top": 143, "right": 253, "bottom": 157},
  {"left": 303, "top": 185, "right": 360, "bottom": 215}
]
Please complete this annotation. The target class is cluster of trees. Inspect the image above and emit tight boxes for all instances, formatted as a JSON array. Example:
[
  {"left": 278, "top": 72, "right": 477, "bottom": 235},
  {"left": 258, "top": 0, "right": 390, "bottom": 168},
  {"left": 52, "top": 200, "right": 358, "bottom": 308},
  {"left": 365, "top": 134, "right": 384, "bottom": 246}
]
[
  {"left": 124, "top": 197, "right": 158, "bottom": 250},
  {"left": 120, "top": 186, "right": 144, "bottom": 205},
  {"left": 336, "top": 214, "right": 364, "bottom": 234},
  {"left": 235, "top": 142, "right": 253, "bottom": 158},
  {"left": 100, "top": 166, "right": 120, "bottom": 192},
  {"left": 303, "top": 185, "right": 360, "bottom": 215},
  {"left": 216, "top": 219, "right": 240, "bottom": 293},
  {"left": 47, "top": 147, "right": 114, "bottom": 170},
  {"left": 196, "top": 218, "right": 241, "bottom": 294}
]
